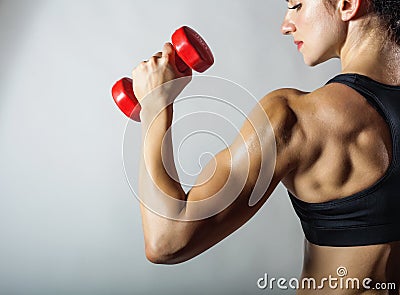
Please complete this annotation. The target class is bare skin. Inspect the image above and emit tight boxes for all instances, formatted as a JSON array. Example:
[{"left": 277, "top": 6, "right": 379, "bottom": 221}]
[
  {"left": 132, "top": 0, "right": 400, "bottom": 293},
  {"left": 280, "top": 0, "right": 400, "bottom": 293},
  {"left": 280, "top": 86, "right": 400, "bottom": 294}
]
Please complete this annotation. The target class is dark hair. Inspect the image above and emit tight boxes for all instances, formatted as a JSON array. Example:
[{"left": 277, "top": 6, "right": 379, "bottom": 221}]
[
  {"left": 326, "top": 0, "right": 400, "bottom": 46},
  {"left": 370, "top": 0, "right": 400, "bottom": 45}
]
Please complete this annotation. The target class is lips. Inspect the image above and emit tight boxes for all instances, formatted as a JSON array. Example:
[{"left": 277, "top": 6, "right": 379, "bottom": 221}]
[{"left": 294, "top": 41, "right": 303, "bottom": 50}]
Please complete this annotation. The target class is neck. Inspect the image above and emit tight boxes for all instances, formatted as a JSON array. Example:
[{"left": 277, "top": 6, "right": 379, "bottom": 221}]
[{"left": 340, "top": 30, "right": 400, "bottom": 86}]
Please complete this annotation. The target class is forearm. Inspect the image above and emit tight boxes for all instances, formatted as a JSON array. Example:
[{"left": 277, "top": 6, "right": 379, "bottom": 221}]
[
  {"left": 138, "top": 104, "right": 189, "bottom": 261},
  {"left": 139, "top": 103, "right": 186, "bottom": 202}
]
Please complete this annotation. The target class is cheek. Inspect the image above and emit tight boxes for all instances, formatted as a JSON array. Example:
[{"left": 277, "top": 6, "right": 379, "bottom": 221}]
[
  {"left": 300, "top": 19, "right": 337, "bottom": 65},
  {"left": 299, "top": 10, "right": 325, "bottom": 44},
  {"left": 309, "top": 14, "right": 340, "bottom": 51}
]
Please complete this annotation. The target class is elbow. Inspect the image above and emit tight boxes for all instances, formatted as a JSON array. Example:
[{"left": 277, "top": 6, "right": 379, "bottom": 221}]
[
  {"left": 144, "top": 238, "right": 187, "bottom": 265},
  {"left": 145, "top": 245, "right": 170, "bottom": 264}
]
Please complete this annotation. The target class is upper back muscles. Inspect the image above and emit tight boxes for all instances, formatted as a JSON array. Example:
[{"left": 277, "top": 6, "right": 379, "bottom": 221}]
[{"left": 282, "top": 83, "right": 392, "bottom": 202}]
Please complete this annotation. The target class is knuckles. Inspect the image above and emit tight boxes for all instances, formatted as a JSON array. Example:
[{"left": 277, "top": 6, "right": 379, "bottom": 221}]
[
  {"left": 138, "top": 61, "right": 147, "bottom": 70},
  {"left": 130, "top": 43, "right": 186, "bottom": 101},
  {"left": 135, "top": 56, "right": 169, "bottom": 73},
  {"left": 149, "top": 56, "right": 158, "bottom": 64},
  {"left": 133, "top": 43, "right": 175, "bottom": 74},
  {"left": 162, "top": 42, "right": 174, "bottom": 54}
]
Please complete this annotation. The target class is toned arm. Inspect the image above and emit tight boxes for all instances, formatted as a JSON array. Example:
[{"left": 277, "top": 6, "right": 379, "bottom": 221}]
[{"left": 138, "top": 89, "right": 304, "bottom": 264}]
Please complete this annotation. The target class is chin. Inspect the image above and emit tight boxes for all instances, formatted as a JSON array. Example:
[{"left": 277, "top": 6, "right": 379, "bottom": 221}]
[
  {"left": 303, "top": 57, "right": 319, "bottom": 67},
  {"left": 304, "top": 59, "right": 319, "bottom": 67},
  {"left": 303, "top": 54, "right": 332, "bottom": 67}
]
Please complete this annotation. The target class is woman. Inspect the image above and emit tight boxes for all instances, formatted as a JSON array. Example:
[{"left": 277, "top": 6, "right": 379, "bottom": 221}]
[{"left": 132, "top": 0, "right": 400, "bottom": 293}]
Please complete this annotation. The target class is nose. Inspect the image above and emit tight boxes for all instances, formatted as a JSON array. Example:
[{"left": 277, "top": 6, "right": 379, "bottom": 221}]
[{"left": 281, "top": 16, "right": 296, "bottom": 35}]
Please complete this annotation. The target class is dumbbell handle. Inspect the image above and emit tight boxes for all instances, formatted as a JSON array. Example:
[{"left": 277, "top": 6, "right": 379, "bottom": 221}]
[{"left": 111, "top": 26, "right": 214, "bottom": 122}]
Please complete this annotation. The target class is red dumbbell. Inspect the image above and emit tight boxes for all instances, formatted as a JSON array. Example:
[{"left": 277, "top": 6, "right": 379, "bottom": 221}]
[{"left": 112, "top": 26, "right": 214, "bottom": 121}]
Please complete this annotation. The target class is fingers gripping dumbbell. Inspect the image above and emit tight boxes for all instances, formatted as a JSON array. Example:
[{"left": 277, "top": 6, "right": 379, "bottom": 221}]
[{"left": 111, "top": 26, "right": 214, "bottom": 121}]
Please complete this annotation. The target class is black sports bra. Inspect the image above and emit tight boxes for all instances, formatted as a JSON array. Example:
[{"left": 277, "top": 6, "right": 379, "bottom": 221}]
[{"left": 288, "top": 73, "right": 400, "bottom": 246}]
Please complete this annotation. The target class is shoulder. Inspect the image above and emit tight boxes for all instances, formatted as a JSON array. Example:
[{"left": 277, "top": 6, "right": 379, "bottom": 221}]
[
  {"left": 259, "top": 88, "right": 305, "bottom": 123},
  {"left": 304, "top": 82, "right": 375, "bottom": 136},
  {"left": 258, "top": 88, "right": 307, "bottom": 145},
  {"left": 254, "top": 88, "right": 309, "bottom": 177},
  {"left": 260, "top": 83, "right": 371, "bottom": 134},
  {"left": 255, "top": 83, "right": 369, "bottom": 176}
]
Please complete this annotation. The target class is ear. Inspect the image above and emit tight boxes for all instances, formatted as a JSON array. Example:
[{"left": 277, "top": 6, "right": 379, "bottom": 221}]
[{"left": 338, "top": 0, "right": 361, "bottom": 21}]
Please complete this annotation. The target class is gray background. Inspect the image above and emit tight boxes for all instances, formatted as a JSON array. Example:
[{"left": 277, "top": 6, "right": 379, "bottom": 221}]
[{"left": 0, "top": 0, "right": 340, "bottom": 294}]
